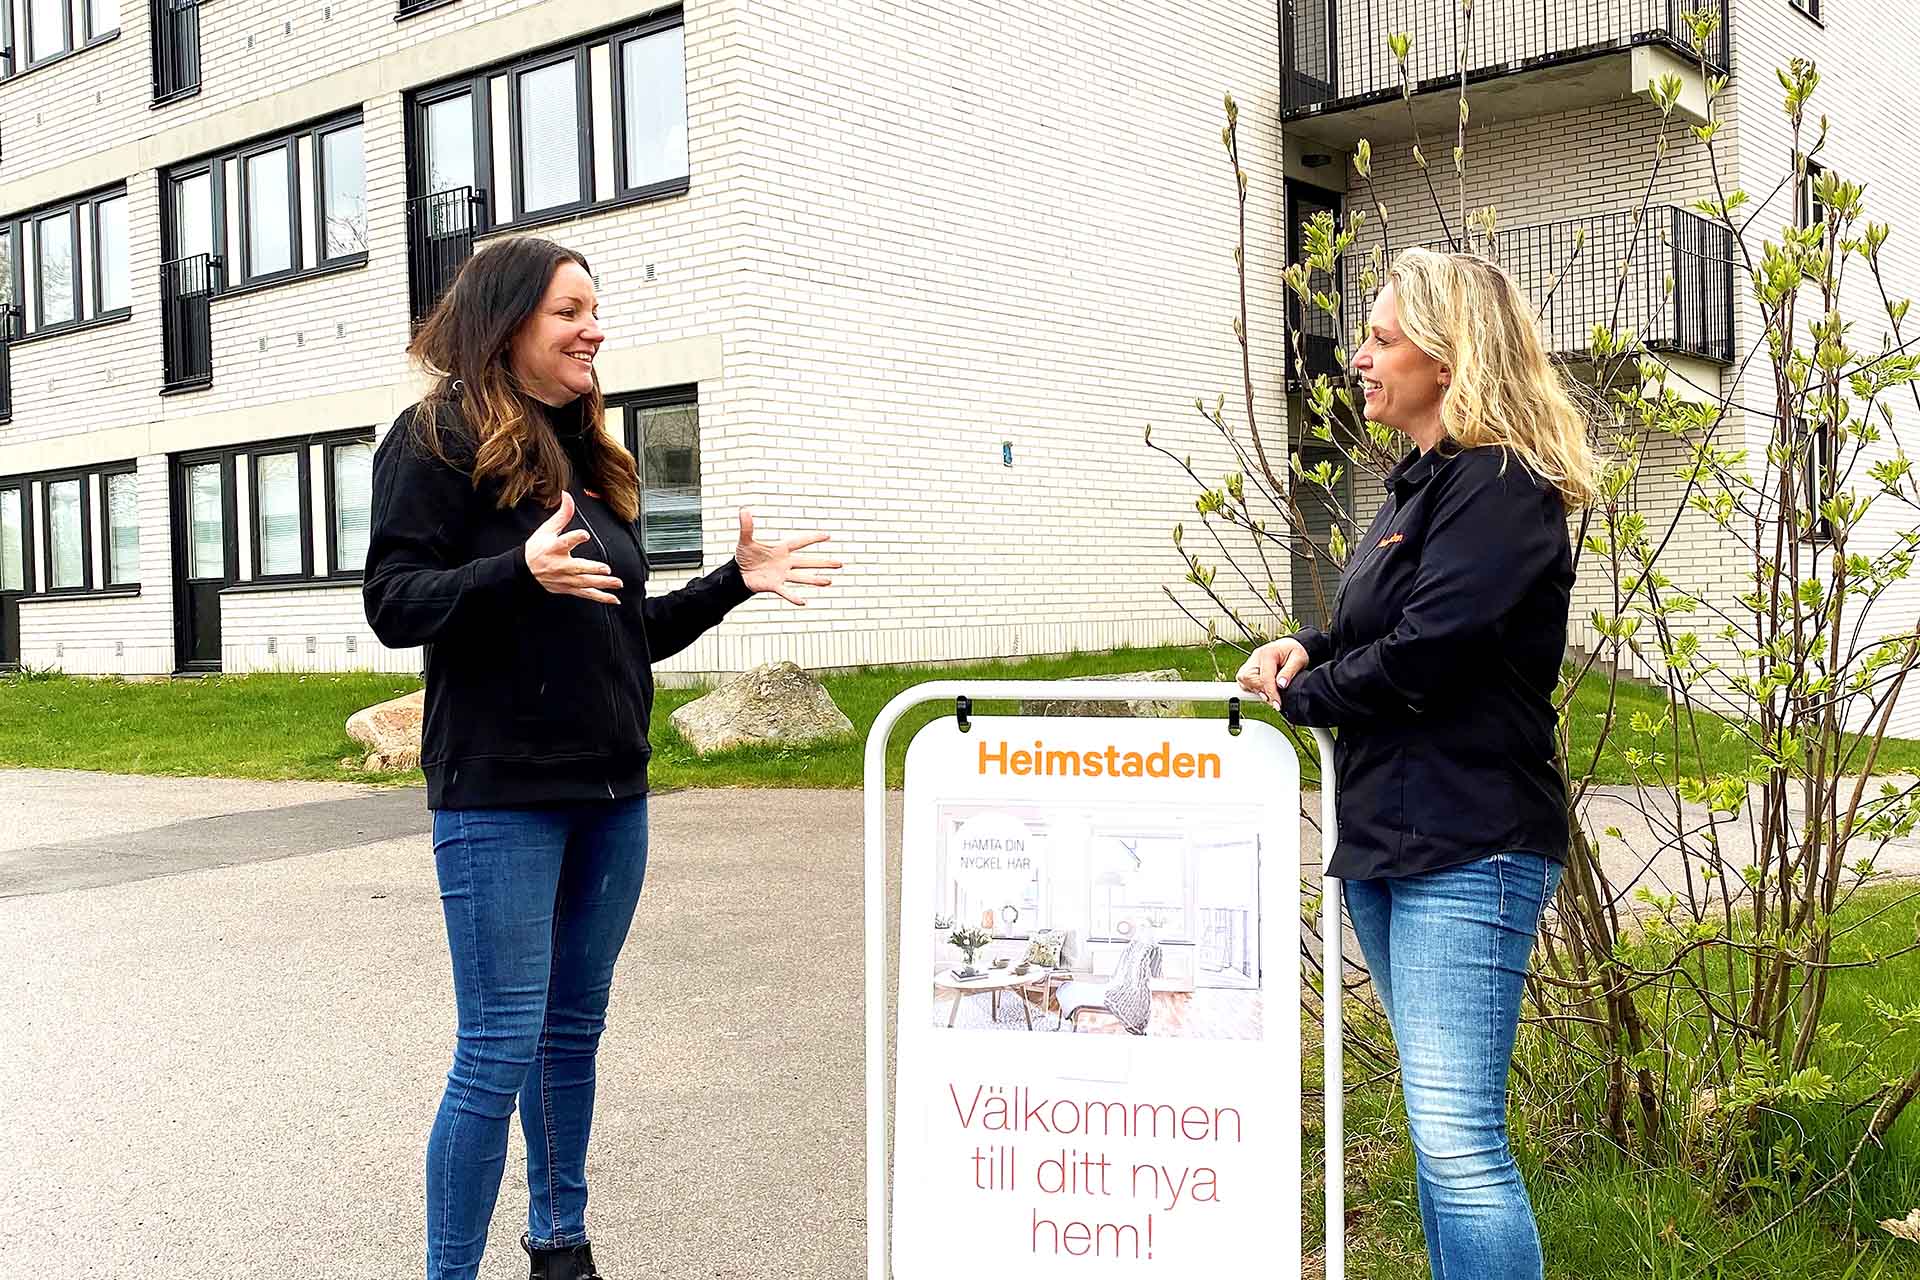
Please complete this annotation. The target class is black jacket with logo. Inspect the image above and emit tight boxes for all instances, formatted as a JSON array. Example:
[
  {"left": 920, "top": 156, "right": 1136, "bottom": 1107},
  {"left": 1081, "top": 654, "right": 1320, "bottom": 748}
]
[
  {"left": 1281, "top": 444, "right": 1572, "bottom": 879},
  {"left": 362, "top": 397, "right": 750, "bottom": 810}
]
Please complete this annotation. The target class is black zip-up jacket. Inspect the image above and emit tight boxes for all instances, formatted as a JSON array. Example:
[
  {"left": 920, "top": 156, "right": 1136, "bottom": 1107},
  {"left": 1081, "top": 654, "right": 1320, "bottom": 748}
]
[
  {"left": 362, "top": 396, "right": 751, "bottom": 810},
  {"left": 1281, "top": 444, "right": 1572, "bottom": 879}
]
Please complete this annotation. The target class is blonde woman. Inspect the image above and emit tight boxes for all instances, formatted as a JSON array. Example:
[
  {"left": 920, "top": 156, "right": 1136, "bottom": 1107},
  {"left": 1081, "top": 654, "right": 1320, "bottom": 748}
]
[{"left": 1239, "top": 247, "right": 1595, "bottom": 1280}]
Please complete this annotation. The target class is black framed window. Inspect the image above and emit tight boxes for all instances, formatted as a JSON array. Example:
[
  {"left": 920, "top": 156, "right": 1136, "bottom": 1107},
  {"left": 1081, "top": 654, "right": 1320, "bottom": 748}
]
[
  {"left": 41, "top": 473, "right": 91, "bottom": 591},
  {"left": 317, "top": 121, "right": 368, "bottom": 263},
  {"left": 34, "top": 210, "right": 76, "bottom": 327},
  {"left": 1796, "top": 157, "right": 1829, "bottom": 230},
  {"left": 1, "top": 185, "right": 133, "bottom": 338},
  {"left": 1803, "top": 417, "right": 1837, "bottom": 541},
  {"left": 164, "top": 110, "right": 367, "bottom": 293},
  {"left": 609, "top": 386, "right": 700, "bottom": 566},
  {"left": 27, "top": 0, "right": 71, "bottom": 64},
  {"left": 324, "top": 435, "right": 374, "bottom": 576},
  {"left": 514, "top": 52, "right": 587, "bottom": 216},
  {"left": 1791, "top": 0, "right": 1822, "bottom": 21},
  {"left": 168, "top": 167, "right": 215, "bottom": 260},
  {"left": 614, "top": 23, "right": 687, "bottom": 196},
  {"left": 5, "top": 0, "right": 117, "bottom": 75},
  {"left": 240, "top": 141, "right": 298, "bottom": 283},
  {"left": 93, "top": 192, "right": 129, "bottom": 314},
  {"left": 102, "top": 465, "right": 139, "bottom": 585},
  {"left": 407, "top": 10, "right": 688, "bottom": 231},
  {"left": 209, "top": 429, "right": 372, "bottom": 586},
  {"left": 420, "top": 87, "right": 479, "bottom": 196},
  {"left": 0, "top": 462, "right": 137, "bottom": 596},
  {"left": 249, "top": 448, "right": 311, "bottom": 581},
  {"left": 0, "top": 481, "right": 29, "bottom": 593}
]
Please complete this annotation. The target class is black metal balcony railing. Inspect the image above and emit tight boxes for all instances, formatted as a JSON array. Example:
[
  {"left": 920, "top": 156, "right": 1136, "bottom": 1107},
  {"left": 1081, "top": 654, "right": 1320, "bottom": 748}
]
[
  {"left": 1283, "top": 0, "right": 1731, "bottom": 117},
  {"left": 1291, "top": 206, "right": 1734, "bottom": 382},
  {"left": 150, "top": 0, "right": 202, "bottom": 105},
  {"left": 407, "top": 187, "right": 488, "bottom": 324},
  {"left": 0, "top": 305, "right": 18, "bottom": 424},
  {"left": 161, "top": 254, "right": 220, "bottom": 392}
]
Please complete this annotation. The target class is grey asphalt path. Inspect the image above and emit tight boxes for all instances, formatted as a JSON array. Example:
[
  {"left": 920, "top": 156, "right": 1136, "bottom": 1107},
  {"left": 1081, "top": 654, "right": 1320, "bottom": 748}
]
[
  {"left": 1, "top": 769, "right": 899, "bottom": 1279},
  {"left": 6, "top": 766, "right": 1912, "bottom": 1279}
]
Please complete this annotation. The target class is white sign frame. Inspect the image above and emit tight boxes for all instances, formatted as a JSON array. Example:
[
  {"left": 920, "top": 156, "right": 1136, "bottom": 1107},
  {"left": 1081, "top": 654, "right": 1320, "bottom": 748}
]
[{"left": 864, "top": 680, "right": 1342, "bottom": 1279}]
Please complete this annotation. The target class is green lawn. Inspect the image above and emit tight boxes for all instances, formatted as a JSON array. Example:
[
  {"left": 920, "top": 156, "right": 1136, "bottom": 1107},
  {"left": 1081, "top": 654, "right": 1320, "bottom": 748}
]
[
  {"left": 1306, "top": 882, "right": 1920, "bottom": 1279},
  {"left": 1, "top": 647, "right": 1916, "bottom": 789},
  {"left": 1560, "top": 667, "right": 1920, "bottom": 787},
  {"left": 0, "top": 669, "right": 426, "bottom": 781}
]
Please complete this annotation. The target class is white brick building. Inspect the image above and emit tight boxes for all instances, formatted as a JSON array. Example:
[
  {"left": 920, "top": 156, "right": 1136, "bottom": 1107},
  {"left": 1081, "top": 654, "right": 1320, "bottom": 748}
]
[
  {"left": 0, "top": 0, "right": 1286, "bottom": 678},
  {"left": 1278, "top": 0, "right": 1920, "bottom": 737},
  {"left": 2, "top": 0, "right": 1911, "bottom": 744}
]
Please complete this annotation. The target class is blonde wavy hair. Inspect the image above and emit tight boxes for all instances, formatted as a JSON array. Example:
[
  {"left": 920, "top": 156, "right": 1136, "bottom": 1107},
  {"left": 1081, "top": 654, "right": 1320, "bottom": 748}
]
[{"left": 1384, "top": 246, "right": 1597, "bottom": 510}]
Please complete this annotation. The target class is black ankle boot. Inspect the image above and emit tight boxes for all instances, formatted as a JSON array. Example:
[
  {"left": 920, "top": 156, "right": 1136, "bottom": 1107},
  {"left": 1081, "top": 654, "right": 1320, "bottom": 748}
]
[{"left": 521, "top": 1233, "right": 604, "bottom": 1280}]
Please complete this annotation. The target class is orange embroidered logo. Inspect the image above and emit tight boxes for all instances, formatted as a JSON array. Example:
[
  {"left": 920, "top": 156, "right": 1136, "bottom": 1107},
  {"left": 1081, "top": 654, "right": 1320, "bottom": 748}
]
[
  {"left": 1377, "top": 532, "right": 1405, "bottom": 549},
  {"left": 583, "top": 488, "right": 604, "bottom": 500}
]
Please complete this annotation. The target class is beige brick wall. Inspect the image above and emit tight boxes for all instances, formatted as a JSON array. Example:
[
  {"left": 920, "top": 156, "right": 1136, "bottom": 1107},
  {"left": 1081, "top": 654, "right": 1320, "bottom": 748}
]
[
  {"left": 3, "top": 0, "right": 1285, "bottom": 677},
  {"left": 223, "top": 585, "right": 419, "bottom": 673},
  {"left": 0, "top": 0, "right": 555, "bottom": 189},
  {"left": 1726, "top": 1, "right": 1920, "bottom": 738},
  {"left": 698, "top": 0, "right": 1287, "bottom": 669}
]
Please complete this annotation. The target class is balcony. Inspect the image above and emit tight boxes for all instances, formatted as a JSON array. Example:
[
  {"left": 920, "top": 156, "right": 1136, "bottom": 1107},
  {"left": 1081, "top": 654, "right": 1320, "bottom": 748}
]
[
  {"left": 161, "top": 254, "right": 221, "bottom": 392},
  {"left": 150, "top": 0, "right": 202, "bottom": 106},
  {"left": 406, "top": 187, "right": 488, "bottom": 324},
  {"left": 1282, "top": 0, "right": 1729, "bottom": 148},
  {"left": 1291, "top": 205, "right": 1734, "bottom": 384}
]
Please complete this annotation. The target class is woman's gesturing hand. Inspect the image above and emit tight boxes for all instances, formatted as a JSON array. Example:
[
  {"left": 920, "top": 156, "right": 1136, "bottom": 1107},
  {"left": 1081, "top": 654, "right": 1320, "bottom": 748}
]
[
  {"left": 734, "top": 509, "right": 842, "bottom": 606},
  {"left": 525, "top": 492, "right": 623, "bottom": 605},
  {"left": 1236, "top": 637, "right": 1312, "bottom": 710}
]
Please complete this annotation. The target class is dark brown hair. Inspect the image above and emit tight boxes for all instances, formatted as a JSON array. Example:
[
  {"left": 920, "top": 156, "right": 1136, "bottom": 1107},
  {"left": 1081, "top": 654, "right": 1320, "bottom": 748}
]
[{"left": 406, "top": 237, "right": 639, "bottom": 521}]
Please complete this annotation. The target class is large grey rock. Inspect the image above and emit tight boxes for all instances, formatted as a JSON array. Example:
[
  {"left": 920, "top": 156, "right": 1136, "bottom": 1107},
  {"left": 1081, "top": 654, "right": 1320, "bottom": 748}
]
[
  {"left": 1019, "top": 668, "right": 1192, "bottom": 719},
  {"left": 670, "top": 661, "right": 854, "bottom": 755},
  {"left": 345, "top": 689, "right": 424, "bottom": 771}
]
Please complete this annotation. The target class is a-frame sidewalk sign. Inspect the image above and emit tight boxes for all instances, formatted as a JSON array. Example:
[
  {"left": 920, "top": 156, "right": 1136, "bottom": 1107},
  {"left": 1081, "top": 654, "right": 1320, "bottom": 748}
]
[{"left": 863, "top": 680, "right": 1342, "bottom": 1278}]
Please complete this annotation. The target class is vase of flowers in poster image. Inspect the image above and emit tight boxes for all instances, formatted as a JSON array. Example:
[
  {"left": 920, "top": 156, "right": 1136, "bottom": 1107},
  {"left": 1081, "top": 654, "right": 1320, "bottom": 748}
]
[{"left": 929, "top": 805, "right": 1264, "bottom": 1038}]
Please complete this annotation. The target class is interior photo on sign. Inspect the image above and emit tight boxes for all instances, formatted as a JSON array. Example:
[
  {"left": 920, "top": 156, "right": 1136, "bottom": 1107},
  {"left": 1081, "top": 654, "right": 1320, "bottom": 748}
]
[{"left": 928, "top": 802, "right": 1265, "bottom": 1039}]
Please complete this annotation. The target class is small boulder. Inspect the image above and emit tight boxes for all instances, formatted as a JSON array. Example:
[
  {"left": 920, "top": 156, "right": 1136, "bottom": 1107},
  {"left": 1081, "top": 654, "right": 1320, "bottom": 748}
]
[
  {"left": 1020, "top": 668, "right": 1191, "bottom": 719},
  {"left": 670, "top": 661, "right": 854, "bottom": 755},
  {"left": 347, "top": 689, "right": 425, "bottom": 771}
]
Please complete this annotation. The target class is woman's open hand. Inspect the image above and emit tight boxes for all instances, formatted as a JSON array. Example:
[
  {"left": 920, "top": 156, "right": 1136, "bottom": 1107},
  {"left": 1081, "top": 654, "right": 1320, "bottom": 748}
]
[
  {"left": 734, "top": 509, "right": 842, "bottom": 605},
  {"left": 525, "top": 492, "right": 623, "bottom": 605}
]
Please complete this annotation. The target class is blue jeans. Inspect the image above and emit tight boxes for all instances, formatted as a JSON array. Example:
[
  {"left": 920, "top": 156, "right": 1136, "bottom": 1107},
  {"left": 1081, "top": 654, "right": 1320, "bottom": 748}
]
[
  {"left": 425, "top": 796, "right": 650, "bottom": 1280},
  {"left": 1343, "top": 851, "right": 1563, "bottom": 1280}
]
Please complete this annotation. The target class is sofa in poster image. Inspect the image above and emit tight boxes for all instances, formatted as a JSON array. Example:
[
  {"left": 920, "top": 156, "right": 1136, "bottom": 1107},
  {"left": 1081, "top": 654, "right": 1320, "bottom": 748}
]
[{"left": 929, "top": 803, "right": 1265, "bottom": 1039}]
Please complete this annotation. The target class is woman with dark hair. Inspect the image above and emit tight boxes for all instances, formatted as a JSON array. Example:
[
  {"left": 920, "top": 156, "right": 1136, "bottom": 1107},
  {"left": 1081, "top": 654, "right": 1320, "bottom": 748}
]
[{"left": 364, "top": 236, "right": 839, "bottom": 1280}]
